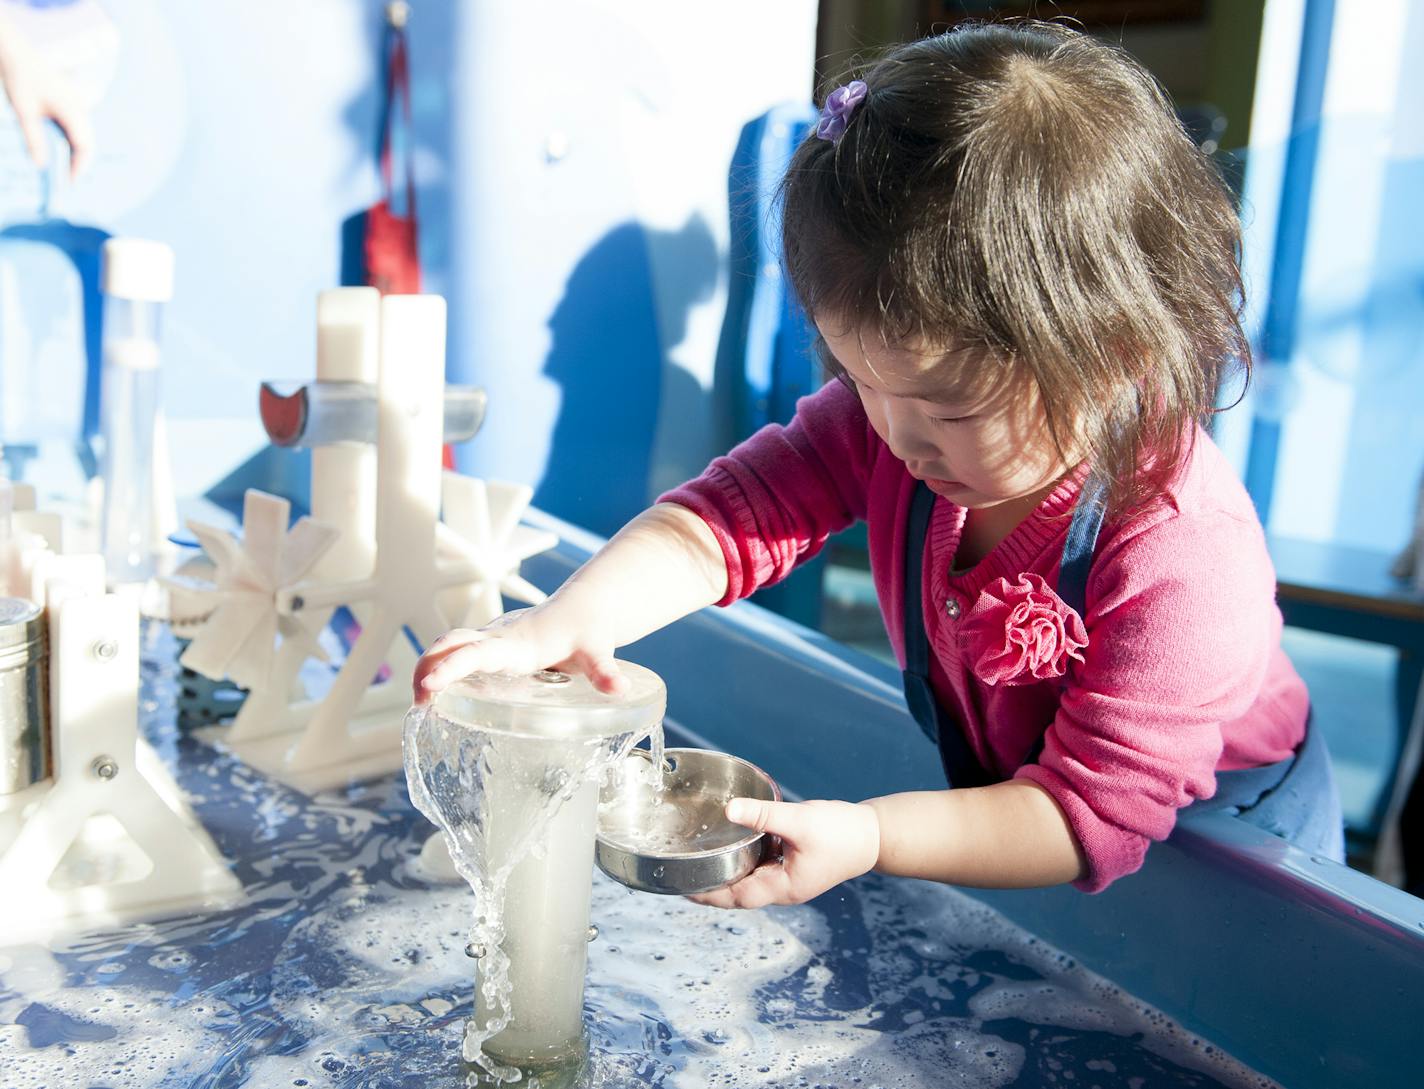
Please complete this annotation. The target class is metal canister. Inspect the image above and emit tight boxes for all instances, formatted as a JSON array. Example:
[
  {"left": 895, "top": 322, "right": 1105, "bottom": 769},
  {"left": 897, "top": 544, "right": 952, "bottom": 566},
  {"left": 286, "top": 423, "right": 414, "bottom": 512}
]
[{"left": 0, "top": 597, "right": 49, "bottom": 794}]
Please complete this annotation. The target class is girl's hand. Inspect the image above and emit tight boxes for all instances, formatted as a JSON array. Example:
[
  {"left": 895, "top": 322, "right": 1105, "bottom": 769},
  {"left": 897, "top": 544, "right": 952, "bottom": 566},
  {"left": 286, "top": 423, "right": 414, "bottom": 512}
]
[
  {"left": 413, "top": 503, "right": 728, "bottom": 705},
  {"left": 688, "top": 798, "right": 880, "bottom": 909},
  {"left": 412, "top": 600, "right": 628, "bottom": 703}
]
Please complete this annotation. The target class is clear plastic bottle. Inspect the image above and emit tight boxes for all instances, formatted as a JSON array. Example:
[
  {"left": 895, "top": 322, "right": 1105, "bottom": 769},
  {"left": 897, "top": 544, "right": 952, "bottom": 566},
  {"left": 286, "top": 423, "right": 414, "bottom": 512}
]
[{"left": 98, "top": 239, "right": 174, "bottom": 584}]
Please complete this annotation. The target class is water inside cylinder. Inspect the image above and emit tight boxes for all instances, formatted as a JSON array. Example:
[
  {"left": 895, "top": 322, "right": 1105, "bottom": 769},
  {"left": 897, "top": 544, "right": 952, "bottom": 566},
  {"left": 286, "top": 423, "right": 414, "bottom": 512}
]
[{"left": 404, "top": 695, "right": 664, "bottom": 1082}]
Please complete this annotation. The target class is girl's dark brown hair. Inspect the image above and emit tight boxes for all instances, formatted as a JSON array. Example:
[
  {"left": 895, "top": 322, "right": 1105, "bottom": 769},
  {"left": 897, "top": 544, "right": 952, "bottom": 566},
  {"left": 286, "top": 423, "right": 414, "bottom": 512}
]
[{"left": 781, "top": 20, "right": 1250, "bottom": 514}]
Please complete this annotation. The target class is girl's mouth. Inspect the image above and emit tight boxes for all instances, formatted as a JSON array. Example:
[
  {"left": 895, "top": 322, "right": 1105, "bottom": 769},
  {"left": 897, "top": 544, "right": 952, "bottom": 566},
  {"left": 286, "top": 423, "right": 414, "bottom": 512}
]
[{"left": 924, "top": 477, "right": 967, "bottom": 495}]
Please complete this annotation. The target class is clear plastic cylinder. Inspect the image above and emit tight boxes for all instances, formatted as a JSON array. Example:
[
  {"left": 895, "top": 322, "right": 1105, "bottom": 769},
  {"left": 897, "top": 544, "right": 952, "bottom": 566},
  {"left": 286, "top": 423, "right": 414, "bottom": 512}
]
[
  {"left": 476, "top": 742, "right": 601, "bottom": 1071},
  {"left": 404, "top": 664, "right": 666, "bottom": 1083},
  {"left": 99, "top": 298, "right": 162, "bottom": 581},
  {"left": 97, "top": 239, "right": 173, "bottom": 584}
]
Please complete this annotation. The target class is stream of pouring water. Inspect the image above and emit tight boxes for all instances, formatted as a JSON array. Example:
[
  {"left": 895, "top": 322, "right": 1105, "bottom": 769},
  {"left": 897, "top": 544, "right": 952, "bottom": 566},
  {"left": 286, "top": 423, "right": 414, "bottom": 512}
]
[{"left": 403, "top": 703, "right": 665, "bottom": 1084}]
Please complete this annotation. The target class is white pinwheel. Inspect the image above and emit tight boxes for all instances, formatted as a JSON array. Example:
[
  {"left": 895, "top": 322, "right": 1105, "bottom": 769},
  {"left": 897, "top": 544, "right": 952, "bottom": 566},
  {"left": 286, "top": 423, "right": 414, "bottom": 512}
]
[{"left": 172, "top": 490, "right": 340, "bottom": 692}]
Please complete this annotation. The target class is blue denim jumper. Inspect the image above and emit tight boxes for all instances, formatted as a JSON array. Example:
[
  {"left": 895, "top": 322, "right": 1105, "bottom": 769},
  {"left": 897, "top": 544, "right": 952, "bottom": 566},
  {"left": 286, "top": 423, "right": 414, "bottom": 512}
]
[{"left": 900, "top": 478, "right": 1345, "bottom": 862}]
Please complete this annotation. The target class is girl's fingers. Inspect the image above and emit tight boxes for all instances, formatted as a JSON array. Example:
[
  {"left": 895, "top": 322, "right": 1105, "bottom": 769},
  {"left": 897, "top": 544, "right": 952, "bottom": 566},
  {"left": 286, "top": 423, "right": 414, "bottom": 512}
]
[
  {"left": 424, "top": 628, "right": 477, "bottom": 654},
  {"left": 414, "top": 622, "right": 620, "bottom": 703},
  {"left": 688, "top": 860, "right": 792, "bottom": 910},
  {"left": 417, "top": 638, "right": 489, "bottom": 677},
  {"left": 733, "top": 863, "right": 795, "bottom": 908},
  {"left": 724, "top": 798, "right": 812, "bottom": 844},
  {"left": 419, "top": 629, "right": 540, "bottom": 674},
  {"left": 419, "top": 638, "right": 531, "bottom": 693},
  {"left": 563, "top": 648, "right": 629, "bottom": 695}
]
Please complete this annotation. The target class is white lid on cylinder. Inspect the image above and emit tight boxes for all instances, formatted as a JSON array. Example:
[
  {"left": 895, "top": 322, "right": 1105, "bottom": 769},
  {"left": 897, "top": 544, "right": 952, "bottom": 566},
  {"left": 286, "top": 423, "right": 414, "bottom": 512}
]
[
  {"left": 433, "top": 663, "right": 667, "bottom": 741},
  {"left": 101, "top": 238, "right": 175, "bottom": 302}
]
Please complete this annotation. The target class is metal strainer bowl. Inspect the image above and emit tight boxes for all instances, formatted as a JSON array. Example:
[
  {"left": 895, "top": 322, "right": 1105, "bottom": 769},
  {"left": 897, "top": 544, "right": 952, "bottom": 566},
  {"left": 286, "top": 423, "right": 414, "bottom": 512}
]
[{"left": 595, "top": 747, "right": 780, "bottom": 895}]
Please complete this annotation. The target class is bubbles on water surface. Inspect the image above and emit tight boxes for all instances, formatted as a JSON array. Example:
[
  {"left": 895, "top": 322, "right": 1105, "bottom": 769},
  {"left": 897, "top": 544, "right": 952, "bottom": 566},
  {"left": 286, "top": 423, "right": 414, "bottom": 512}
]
[{"left": 0, "top": 640, "right": 1283, "bottom": 1089}]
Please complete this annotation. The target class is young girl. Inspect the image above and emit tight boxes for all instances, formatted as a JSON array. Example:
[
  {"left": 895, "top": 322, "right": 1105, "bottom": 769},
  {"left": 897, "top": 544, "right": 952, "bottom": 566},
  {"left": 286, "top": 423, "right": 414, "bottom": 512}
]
[{"left": 415, "top": 21, "right": 1343, "bottom": 905}]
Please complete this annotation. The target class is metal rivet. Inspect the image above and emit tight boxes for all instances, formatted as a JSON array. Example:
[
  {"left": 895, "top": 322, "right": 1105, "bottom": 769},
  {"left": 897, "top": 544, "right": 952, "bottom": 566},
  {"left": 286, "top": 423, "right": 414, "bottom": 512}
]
[
  {"left": 944, "top": 598, "right": 961, "bottom": 619},
  {"left": 93, "top": 640, "right": 119, "bottom": 661},
  {"left": 534, "top": 670, "right": 570, "bottom": 685},
  {"left": 92, "top": 756, "right": 119, "bottom": 780},
  {"left": 289, "top": 594, "right": 305, "bottom": 612}
]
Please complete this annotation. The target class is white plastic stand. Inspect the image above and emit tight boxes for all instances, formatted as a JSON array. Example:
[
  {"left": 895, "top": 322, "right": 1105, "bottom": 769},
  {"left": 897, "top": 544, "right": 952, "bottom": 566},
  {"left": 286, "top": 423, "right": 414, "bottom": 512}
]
[
  {"left": 1, "top": 481, "right": 62, "bottom": 594},
  {"left": 174, "top": 290, "right": 558, "bottom": 794},
  {"left": 0, "top": 561, "right": 241, "bottom": 944}
]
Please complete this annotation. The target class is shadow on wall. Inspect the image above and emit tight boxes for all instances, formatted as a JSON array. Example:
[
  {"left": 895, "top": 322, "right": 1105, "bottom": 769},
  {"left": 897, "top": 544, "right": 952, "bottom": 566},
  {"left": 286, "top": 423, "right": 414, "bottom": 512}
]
[{"left": 537, "top": 216, "right": 718, "bottom": 538}]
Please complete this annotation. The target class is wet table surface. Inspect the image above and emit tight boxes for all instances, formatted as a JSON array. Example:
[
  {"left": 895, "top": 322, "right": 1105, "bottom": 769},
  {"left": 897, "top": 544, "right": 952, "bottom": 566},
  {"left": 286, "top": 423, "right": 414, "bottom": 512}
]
[{"left": 0, "top": 627, "right": 1279, "bottom": 1089}]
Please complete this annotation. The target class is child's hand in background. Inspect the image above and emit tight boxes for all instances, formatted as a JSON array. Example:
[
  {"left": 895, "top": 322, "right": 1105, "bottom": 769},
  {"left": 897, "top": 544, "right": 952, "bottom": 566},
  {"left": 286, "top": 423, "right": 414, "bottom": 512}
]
[
  {"left": 0, "top": 13, "right": 94, "bottom": 177},
  {"left": 688, "top": 798, "right": 880, "bottom": 909},
  {"left": 412, "top": 599, "right": 627, "bottom": 703}
]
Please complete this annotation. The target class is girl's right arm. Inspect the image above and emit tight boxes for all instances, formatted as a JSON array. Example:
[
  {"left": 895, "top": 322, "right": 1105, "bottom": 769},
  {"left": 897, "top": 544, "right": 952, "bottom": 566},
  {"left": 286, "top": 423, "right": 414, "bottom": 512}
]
[
  {"left": 413, "top": 502, "right": 727, "bottom": 700},
  {"left": 416, "top": 379, "right": 872, "bottom": 701}
]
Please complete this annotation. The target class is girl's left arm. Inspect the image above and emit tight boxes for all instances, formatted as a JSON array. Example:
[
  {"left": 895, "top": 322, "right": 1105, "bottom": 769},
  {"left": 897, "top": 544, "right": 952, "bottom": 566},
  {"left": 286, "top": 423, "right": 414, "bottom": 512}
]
[
  {"left": 864, "top": 779, "right": 1086, "bottom": 887},
  {"left": 688, "top": 780, "right": 1084, "bottom": 910}
]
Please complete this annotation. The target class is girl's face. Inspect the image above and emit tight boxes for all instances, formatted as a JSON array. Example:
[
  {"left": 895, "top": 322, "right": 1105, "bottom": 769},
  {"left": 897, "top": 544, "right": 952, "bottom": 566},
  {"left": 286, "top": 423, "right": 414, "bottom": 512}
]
[{"left": 816, "top": 318, "right": 1073, "bottom": 510}]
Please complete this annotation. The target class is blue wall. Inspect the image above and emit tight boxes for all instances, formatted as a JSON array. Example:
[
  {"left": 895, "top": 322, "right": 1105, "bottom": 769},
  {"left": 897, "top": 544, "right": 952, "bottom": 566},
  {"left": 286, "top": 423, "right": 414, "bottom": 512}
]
[
  {"left": 0, "top": 0, "right": 817, "bottom": 542},
  {"left": 446, "top": 2, "right": 816, "bottom": 535}
]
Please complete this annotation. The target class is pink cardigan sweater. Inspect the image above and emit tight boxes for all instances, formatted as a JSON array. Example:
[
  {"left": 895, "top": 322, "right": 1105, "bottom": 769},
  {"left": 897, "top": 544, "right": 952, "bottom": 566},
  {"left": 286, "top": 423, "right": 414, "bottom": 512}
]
[{"left": 661, "top": 379, "right": 1308, "bottom": 891}]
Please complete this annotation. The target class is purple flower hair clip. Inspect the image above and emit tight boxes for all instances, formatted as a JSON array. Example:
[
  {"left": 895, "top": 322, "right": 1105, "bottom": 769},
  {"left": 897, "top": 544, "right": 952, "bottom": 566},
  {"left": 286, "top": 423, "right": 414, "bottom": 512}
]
[{"left": 816, "top": 80, "right": 868, "bottom": 143}]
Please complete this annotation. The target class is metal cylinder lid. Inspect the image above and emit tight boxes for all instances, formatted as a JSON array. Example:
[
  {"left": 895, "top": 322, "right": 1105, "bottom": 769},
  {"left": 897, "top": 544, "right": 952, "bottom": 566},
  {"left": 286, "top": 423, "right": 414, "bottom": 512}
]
[
  {"left": 433, "top": 663, "right": 666, "bottom": 741},
  {"left": 0, "top": 598, "right": 45, "bottom": 668}
]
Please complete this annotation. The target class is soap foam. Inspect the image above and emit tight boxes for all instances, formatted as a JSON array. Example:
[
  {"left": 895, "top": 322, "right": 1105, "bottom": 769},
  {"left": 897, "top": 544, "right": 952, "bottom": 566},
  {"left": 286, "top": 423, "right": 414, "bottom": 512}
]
[
  {"left": 0, "top": 864, "right": 1281, "bottom": 1089},
  {"left": 0, "top": 645, "right": 1282, "bottom": 1089}
]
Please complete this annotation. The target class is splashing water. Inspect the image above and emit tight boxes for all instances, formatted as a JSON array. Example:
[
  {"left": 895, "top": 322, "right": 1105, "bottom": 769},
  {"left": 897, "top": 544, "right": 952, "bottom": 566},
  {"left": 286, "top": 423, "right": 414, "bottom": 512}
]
[{"left": 403, "top": 702, "right": 663, "bottom": 1083}]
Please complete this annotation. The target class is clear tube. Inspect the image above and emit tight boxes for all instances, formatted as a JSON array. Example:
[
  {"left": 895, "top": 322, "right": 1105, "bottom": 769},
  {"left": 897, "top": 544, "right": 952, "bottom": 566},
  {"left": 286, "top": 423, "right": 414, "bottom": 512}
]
[
  {"left": 98, "top": 296, "right": 163, "bottom": 583},
  {"left": 260, "top": 381, "right": 487, "bottom": 448}
]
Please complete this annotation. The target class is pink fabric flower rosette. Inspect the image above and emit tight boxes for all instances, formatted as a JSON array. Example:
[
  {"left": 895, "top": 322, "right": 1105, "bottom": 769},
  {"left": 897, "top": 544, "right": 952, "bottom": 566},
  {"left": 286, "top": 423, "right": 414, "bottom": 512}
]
[{"left": 961, "top": 573, "right": 1088, "bottom": 686}]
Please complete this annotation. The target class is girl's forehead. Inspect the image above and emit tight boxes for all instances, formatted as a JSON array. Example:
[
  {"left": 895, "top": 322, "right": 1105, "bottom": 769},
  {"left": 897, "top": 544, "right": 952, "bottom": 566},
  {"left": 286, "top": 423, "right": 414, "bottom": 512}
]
[{"left": 816, "top": 317, "right": 1014, "bottom": 403}]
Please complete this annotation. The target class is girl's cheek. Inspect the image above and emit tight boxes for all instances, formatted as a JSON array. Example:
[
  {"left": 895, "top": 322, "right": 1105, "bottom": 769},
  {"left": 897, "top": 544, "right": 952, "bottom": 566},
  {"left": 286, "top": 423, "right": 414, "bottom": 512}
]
[{"left": 861, "top": 398, "right": 889, "bottom": 439}]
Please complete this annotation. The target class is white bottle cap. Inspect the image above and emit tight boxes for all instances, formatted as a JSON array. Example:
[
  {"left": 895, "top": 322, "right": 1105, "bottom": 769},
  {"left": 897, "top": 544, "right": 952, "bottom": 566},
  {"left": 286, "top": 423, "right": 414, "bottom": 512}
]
[{"left": 101, "top": 238, "right": 176, "bottom": 302}]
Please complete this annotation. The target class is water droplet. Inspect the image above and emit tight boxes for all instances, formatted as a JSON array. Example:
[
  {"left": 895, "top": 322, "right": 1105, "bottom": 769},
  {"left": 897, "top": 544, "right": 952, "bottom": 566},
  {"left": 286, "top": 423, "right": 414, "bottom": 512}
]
[
  {"left": 586, "top": 925, "right": 599, "bottom": 942},
  {"left": 465, "top": 942, "right": 486, "bottom": 959}
]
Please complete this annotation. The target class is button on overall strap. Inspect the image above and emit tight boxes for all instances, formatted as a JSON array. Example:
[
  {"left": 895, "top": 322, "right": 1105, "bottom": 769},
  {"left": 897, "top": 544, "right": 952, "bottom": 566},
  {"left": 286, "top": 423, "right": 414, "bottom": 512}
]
[{"left": 900, "top": 475, "right": 1108, "bottom": 785}]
